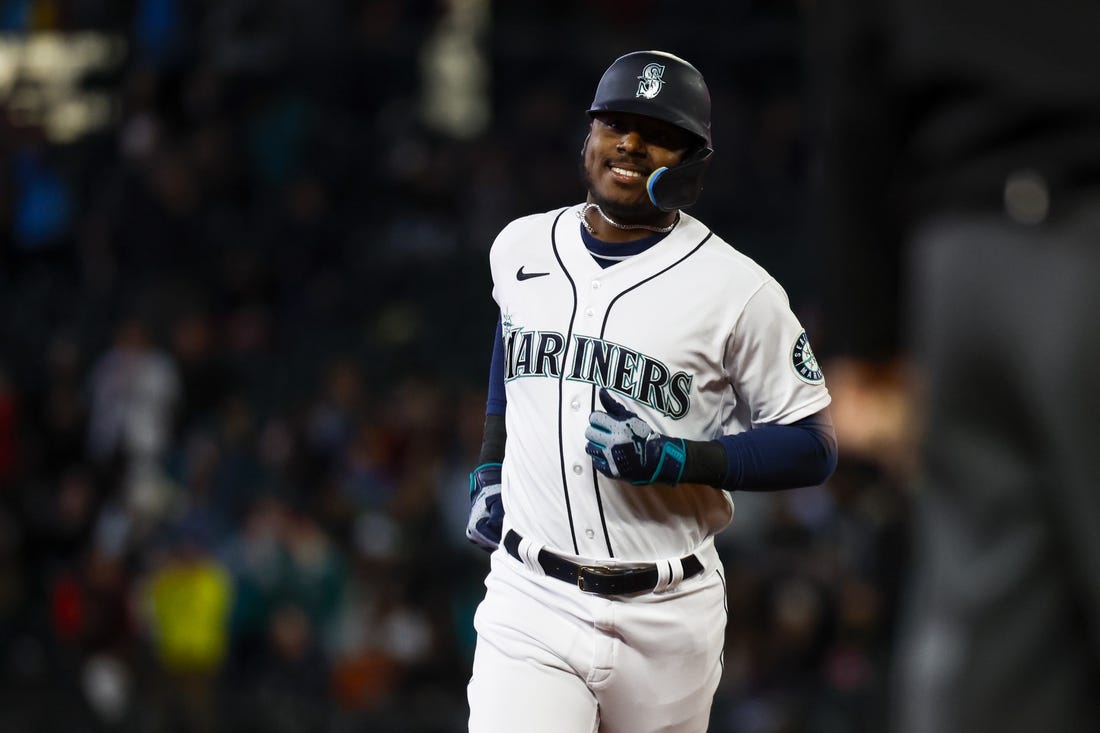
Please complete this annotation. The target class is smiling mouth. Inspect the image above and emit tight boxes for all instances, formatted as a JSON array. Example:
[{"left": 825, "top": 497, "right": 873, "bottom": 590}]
[{"left": 609, "top": 165, "right": 647, "bottom": 181}]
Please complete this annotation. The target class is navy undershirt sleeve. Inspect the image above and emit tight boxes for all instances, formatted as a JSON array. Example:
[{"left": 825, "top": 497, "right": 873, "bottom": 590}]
[
  {"left": 717, "top": 409, "right": 838, "bottom": 491},
  {"left": 486, "top": 317, "right": 507, "bottom": 416}
]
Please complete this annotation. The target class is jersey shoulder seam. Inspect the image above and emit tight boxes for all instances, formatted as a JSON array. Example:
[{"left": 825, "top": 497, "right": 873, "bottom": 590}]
[{"left": 697, "top": 236, "right": 775, "bottom": 283}]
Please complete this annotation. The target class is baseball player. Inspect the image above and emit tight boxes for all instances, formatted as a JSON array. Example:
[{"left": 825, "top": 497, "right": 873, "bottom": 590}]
[{"left": 465, "top": 50, "right": 837, "bottom": 733}]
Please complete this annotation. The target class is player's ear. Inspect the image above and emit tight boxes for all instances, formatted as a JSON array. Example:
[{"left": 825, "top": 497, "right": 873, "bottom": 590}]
[{"left": 581, "top": 133, "right": 590, "bottom": 156}]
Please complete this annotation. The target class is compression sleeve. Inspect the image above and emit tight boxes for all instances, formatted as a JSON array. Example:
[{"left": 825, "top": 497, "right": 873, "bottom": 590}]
[
  {"left": 478, "top": 318, "right": 508, "bottom": 465},
  {"left": 680, "top": 408, "right": 838, "bottom": 491},
  {"left": 716, "top": 408, "right": 838, "bottom": 491},
  {"left": 486, "top": 317, "right": 507, "bottom": 416}
]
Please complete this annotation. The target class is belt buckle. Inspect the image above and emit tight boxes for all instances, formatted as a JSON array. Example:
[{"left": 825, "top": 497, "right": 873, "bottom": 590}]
[{"left": 576, "top": 564, "right": 616, "bottom": 594}]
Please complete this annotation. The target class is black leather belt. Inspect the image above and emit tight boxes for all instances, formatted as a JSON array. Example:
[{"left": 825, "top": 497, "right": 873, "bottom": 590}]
[{"left": 503, "top": 530, "right": 703, "bottom": 596}]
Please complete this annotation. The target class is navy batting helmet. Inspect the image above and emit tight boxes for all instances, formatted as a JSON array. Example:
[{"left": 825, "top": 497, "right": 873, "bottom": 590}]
[
  {"left": 588, "top": 50, "right": 711, "bottom": 147},
  {"left": 587, "top": 51, "right": 713, "bottom": 210}
]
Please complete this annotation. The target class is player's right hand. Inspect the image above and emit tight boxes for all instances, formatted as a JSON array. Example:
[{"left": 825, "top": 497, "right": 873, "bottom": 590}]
[
  {"left": 585, "top": 388, "right": 687, "bottom": 486},
  {"left": 466, "top": 462, "right": 504, "bottom": 551}
]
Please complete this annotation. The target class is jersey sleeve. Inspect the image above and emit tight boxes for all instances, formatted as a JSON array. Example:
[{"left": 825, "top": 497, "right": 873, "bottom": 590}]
[{"left": 725, "top": 278, "right": 831, "bottom": 427}]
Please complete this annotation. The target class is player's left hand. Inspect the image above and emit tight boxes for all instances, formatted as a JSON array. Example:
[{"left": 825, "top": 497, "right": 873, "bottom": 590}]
[
  {"left": 585, "top": 388, "right": 687, "bottom": 486},
  {"left": 466, "top": 462, "right": 504, "bottom": 551}
]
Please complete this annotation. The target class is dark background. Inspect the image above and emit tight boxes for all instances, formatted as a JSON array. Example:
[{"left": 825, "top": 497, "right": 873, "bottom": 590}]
[{"left": 0, "top": 1, "right": 911, "bottom": 731}]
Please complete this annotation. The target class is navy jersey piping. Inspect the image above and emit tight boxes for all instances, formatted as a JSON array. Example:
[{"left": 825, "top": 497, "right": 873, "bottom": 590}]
[
  {"left": 548, "top": 207, "right": 582, "bottom": 556},
  {"left": 590, "top": 230, "right": 715, "bottom": 557}
]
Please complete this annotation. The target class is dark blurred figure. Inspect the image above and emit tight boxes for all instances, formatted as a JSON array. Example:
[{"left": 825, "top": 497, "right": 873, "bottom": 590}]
[
  {"left": 815, "top": 1, "right": 1100, "bottom": 732},
  {"left": 235, "top": 603, "right": 330, "bottom": 733}
]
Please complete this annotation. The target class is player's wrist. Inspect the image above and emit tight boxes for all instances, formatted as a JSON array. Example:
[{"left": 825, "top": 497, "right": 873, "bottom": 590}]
[
  {"left": 677, "top": 439, "right": 729, "bottom": 488},
  {"left": 636, "top": 435, "right": 687, "bottom": 485},
  {"left": 469, "top": 462, "right": 503, "bottom": 498},
  {"left": 637, "top": 437, "right": 728, "bottom": 488},
  {"left": 478, "top": 413, "right": 507, "bottom": 465}
]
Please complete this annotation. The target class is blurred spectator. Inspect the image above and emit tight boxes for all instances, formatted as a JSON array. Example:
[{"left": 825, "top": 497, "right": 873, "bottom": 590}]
[
  {"left": 279, "top": 509, "right": 346, "bottom": 636},
  {"left": 222, "top": 496, "right": 286, "bottom": 653},
  {"left": 170, "top": 311, "right": 232, "bottom": 439},
  {"left": 232, "top": 603, "right": 331, "bottom": 733},
  {"left": 306, "top": 357, "right": 367, "bottom": 465},
  {"left": 35, "top": 335, "right": 89, "bottom": 480},
  {"left": 141, "top": 518, "right": 233, "bottom": 733},
  {"left": 180, "top": 394, "right": 269, "bottom": 532},
  {"left": 10, "top": 148, "right": 73, "bottom": 253},
  {"left": 50, "top": 543, "right": 137, "bottom": 728},
  {"left": 86, "top": 316, "right": 180, "bottom": 471},
  {"left": 132, "top": 0, "right": 190, "bottom": 70}
]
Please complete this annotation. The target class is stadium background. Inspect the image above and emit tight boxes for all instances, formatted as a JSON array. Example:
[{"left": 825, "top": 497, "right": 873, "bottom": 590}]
[{"left": 0, "top": 1, "right": 912, "bottom": 731}]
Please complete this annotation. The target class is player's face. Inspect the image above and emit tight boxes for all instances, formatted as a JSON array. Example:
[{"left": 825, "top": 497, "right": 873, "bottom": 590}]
[{"left": 583, "top": 112, "right": 694, "bottom": 223}]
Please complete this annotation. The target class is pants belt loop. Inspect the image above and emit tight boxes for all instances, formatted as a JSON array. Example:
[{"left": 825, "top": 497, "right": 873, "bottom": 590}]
[
  {"left": 517, "top": 533, "right": 546, "bottom": 577},
  {"left": 652, "top": 558, "right": 685, "bottom": 594}
]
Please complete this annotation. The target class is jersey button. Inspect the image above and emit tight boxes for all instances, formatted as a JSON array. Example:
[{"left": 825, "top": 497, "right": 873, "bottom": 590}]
[
  {"left": 585, "top": 529, "right": 595, "bottom": 539},
  {"left": 584, "top": 308, "right": 595, "bottom": 317},
  {"left": 591, "top": 280, "right": 601, "bottom": 290},
  {"left": 572, "top": 463, "right": 583, "bottom": 475},
  {"left": 570, "top": 399, "right": 581, "bottom": 411}
]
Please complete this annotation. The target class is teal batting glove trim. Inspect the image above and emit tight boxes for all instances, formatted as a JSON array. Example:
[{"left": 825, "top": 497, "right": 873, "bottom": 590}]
[
  {"left": 469, "top": 462, "right": 503, "bottom": 498},
  {"left": 631, "top": 437, "right": 687, "bottom": 486},
  {"left": 665, "top": 438, "right": 687, "bottom": 484}
]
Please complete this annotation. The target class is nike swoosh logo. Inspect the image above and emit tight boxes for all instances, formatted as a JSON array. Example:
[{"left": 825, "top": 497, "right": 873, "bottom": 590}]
[{"left": 516, "top": 266, "right": 550, "bottom": 281}]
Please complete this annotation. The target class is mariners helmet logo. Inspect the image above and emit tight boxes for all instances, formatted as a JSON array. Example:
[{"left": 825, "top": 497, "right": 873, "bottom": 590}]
[
  {"left": 636, "top": 63, "right": 666, "bottom": 99},
  {"left": 791, "top": 331, "right": 824, "bottom": 384}
]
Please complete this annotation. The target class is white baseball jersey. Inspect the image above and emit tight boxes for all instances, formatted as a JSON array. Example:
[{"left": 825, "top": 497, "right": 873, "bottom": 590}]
[{"left": 490, "top": 203, "right": 831, "bottom": 563}]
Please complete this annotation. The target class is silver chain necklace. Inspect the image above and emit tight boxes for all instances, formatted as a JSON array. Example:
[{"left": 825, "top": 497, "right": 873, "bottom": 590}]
[{"left": 578, "top": 203, "right": 679, "bottom": 235}]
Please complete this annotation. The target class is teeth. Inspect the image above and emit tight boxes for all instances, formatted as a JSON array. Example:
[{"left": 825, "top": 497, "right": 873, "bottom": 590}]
[{"left": 611, "top": 166, "right": 643, "bottom": 178}]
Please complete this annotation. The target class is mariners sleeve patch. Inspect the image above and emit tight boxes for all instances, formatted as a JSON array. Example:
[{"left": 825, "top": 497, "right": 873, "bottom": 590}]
[{"left": 791, "top": 331, "right": 824, "bottom": 384}]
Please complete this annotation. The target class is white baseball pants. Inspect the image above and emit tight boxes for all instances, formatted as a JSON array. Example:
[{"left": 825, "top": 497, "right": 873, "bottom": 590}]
[{"left": 468, "top": 547, "right": 727, "bottom": 733}]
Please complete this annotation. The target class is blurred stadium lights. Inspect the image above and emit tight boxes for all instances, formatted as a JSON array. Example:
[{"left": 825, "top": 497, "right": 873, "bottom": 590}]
[
  {"left": 0, "top": 31, "right": 125, "bottom": 143},
  {"left": 420, "top": 0, "right": 490, "bottom": 139}
]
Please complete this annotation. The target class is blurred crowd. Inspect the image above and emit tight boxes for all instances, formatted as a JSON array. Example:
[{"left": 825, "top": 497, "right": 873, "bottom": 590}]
[{"left": 0, "top": 1, "right": 912, "bottom": 732}]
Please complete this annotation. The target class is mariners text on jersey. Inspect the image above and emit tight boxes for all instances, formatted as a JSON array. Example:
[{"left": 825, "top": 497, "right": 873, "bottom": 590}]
[{"left": 503, "top": 327, "right": 693, "bottom": 419}]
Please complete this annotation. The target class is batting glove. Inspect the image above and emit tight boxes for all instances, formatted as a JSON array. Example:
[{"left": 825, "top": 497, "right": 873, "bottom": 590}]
[
  {"left": 466, "top": 462, "right": 504, "bottom": 551},
  {"left": 585, "top": 388, "right": 687, "bottom": 486}
]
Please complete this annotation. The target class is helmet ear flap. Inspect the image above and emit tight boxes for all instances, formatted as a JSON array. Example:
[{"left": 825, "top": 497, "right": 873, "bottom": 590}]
[{"left": 646, "top": 147, "right": 713, "bottom": 211}]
